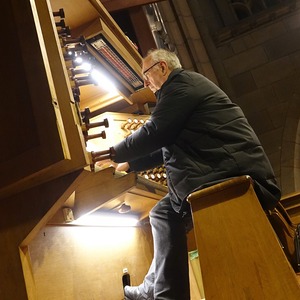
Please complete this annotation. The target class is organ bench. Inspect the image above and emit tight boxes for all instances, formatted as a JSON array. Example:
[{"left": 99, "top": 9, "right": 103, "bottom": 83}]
[{"left": 188, "top": 175, "right": 300, "bottom": 300}]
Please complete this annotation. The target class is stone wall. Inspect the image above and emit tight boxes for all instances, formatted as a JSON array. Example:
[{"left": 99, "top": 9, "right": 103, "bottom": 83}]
[
  {"left": 158, "top": 0, "right": 300, "bottom": 194},
  {"left": 217, "top": 8, "right": 300, "bottom": 193}
]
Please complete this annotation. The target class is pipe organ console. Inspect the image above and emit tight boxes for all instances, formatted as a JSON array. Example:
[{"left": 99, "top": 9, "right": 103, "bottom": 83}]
[
  {"left": 0, "top": 1, "right": 168, "bottom": 299},
  {"left": 52, "top": 6, "right": 159, "bottom": 176},
  {"left": 52, "top": 9, "right": 165, "bottom": 186},
  {"left": 2, "top": 1, "right": 300, "bottom": 300}
]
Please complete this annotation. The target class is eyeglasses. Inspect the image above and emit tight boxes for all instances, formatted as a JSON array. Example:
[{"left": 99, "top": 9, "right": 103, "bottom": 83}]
[{"left": 142, "top": 61, "right": 160, "bottom": 80}]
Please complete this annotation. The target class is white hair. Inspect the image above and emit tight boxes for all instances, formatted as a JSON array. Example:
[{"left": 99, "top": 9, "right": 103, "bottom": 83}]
[{"left": 146, "top": 49, "right": 182, "bottom": 70}]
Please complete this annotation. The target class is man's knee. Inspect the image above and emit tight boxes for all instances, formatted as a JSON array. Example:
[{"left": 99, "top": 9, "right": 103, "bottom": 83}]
[{"left": 149, "top": 195, "right": 171, "bottom": 218}]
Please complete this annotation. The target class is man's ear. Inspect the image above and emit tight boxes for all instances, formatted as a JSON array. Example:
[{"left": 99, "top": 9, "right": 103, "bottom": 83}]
[{"left": 161, "top": 61, "right": 168, "bottom": 75}]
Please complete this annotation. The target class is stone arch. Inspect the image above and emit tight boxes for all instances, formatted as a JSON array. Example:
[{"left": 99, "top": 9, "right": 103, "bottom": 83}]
[{"left": 280, "top": 94, "right": 300, "bottom": 194}]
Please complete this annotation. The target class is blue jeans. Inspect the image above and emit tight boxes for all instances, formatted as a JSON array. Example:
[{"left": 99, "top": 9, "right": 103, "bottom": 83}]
[{"left": 138, "top": 195, "right": 192, "bottom": 300}]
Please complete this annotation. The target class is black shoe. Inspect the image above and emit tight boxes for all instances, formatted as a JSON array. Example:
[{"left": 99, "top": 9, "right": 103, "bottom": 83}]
[
  {"left": 124, "top": 286, "right": 146, "bottom": 300},
  {"left": 122, "top": 273, "right": 131, "bottom": 288}
]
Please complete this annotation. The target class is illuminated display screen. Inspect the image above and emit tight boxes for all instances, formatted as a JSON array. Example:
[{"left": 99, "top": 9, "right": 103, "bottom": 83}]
[{"left": 87, "top": 34, "right": 143, "bottom": 90}]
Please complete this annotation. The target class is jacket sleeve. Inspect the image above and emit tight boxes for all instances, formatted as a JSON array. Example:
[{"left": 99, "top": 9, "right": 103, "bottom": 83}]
[
  {"left": 128, "top": 149, "right": 163, "bottom": 172},
  {"left": 113, "top": 73, "right": 199, "bottom": 163}
]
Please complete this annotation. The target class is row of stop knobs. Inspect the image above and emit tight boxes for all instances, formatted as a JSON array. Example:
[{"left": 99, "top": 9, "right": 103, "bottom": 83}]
[
  {"left": 53, "top": 9, "right": 162, "bottom": 176},
  {"left": 53, "top": 8, "right": 96, "bottom": 105},
  {"left": 53, "top": 9, "right": 110, "bottom": 165},
  {"left": 139, "top": 167, "right": 167, "bottom": 186}
]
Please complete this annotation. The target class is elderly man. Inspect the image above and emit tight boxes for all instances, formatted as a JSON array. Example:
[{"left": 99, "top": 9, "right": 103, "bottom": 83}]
[{"left": 108, "top": 49, "right": 280, "bottom": 300}]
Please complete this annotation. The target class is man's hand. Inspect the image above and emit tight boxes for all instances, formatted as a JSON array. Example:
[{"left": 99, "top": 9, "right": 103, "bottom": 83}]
[{"left": 96, "top": 159, "right": 129, "bottom": 172}]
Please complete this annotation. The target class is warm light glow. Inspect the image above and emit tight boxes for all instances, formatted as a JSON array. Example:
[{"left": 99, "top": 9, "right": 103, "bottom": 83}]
[
  {"left": 91, "top": 69, "right": 117, "bottom": 93},
  {"left": 68, "top": 226, "right": 137, "bottom": 248},
  {"left": 81, "top": 62, "right": 92, "bottom": 71},
  {"left": 72, "top": 212, "right": 139, "bottom": 227},
  {"left": 85, "top": 142, "right": 100, "bottom": 153},
  {"left": 74, "top": 57, "right": 83, "bottom": 64}
]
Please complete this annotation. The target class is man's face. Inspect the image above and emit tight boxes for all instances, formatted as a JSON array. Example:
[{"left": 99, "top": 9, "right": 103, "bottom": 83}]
[{"left": 142, "top": 57, "right": 164, "bottom": 93}]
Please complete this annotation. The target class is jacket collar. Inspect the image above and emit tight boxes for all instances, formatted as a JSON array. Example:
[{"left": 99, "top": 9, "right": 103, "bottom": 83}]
[{"left": 155, "top": 68, "right": 183, "bottom": 99}]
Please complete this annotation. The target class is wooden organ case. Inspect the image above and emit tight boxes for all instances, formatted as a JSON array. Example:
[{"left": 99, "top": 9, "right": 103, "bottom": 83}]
[
  {"left": 0, "top": 1, "right": 202, "bottom": 299},
  {"left": 5, "top": 0, "right": 300, "bottom": 299},
  {"left": 2, "top": 0, "right": 300, "bottom": 299},
  {"left": 0, "top": 0, "right": 179, "bottom": 300}
]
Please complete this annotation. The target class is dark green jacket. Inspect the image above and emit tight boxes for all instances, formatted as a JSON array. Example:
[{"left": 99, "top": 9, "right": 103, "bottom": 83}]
[{"left": 114, "top": 69, "right": 281, "bottom": 211}]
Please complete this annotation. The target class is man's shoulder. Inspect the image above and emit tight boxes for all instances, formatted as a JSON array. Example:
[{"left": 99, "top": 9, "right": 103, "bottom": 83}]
[{"left": 172, "top": 69, "right": 207, "bottom": 83}]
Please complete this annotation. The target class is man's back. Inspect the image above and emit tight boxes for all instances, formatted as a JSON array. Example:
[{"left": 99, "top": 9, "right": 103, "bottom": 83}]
[{"left": 157, "top": 69, "right": 281, "bottom": 209}]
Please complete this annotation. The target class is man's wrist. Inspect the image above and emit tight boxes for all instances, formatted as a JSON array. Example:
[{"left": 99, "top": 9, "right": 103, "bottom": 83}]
[{"left": 110, "top": 146, "right": 116, "bottom": 160}]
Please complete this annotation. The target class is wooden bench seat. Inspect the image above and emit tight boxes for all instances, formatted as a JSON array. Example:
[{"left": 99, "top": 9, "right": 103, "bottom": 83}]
[{"left": 188, "top": 176, "right": 300, "bottom": 300}]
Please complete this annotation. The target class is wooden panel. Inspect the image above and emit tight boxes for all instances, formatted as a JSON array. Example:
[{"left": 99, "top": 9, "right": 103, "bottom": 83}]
[
  {"left": 130, "top": 87, "right": 156, "bottom": 104},
  {"left": 189, "top": 255, "right": 205, "bottom": 300},
  {"left": 188, "top": 176, "right": 300, "bottom": 300},
  {"left": 0, "top": 0, "right": 88, "bottom": 199},
  {"left": 280, "top": 192, "right": 300, "bottom": 224},
  {"left": 50, "top": 0, "right": 142, "bottom": 66},
  {"left": 50, "top": 0, "right": 99, "bottom": 29},
  {"left": 50, "top": 0, "right": 145, "bottom": 113},
  {"left": 0, "top": 170, "right": 83, "bottom": 300},
  {"left": 28, "top": 225, "right": 153, "bottom": 299},
  {"left": 27, "top": 224, "right": 205, "bottom": 300},
  {"left": 47, "top": 169, "right": 162, "bottom": 224},
  {"left": 73, "top": 168, "right": 138, "bottom": 218},
  {"left": 98, "top": 187, "right": 161, "bottom": 221}
]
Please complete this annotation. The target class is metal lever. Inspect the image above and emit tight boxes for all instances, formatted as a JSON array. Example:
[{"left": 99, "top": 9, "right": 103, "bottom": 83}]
[{"left": 53, "top": 8, "right": 65, "bottom": 18}]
